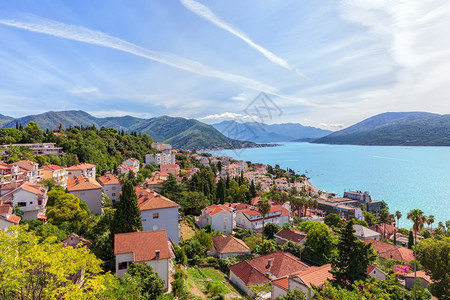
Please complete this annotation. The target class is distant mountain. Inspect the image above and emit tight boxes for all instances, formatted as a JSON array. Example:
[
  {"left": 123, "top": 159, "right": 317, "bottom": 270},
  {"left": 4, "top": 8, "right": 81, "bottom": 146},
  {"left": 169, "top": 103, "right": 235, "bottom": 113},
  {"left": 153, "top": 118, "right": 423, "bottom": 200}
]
[
  {"left": 313, "top": 112, "right": 450, "bottom": 146},
  {"left": 1, "top": 110, "right": 259, "bottom": 149},
  {"left": 212, "top": 120, "right": 332, "bottom": 143},
  {"left": 0, "top": 114, "right": 14, "bottom": 126}
]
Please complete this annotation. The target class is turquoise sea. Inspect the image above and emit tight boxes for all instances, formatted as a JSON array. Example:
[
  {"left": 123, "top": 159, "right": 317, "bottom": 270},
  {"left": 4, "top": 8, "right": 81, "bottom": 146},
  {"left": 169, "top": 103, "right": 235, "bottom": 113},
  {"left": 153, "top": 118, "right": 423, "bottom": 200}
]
[{"left": 210, "top": 143, "right": 450, "bottom": 228}]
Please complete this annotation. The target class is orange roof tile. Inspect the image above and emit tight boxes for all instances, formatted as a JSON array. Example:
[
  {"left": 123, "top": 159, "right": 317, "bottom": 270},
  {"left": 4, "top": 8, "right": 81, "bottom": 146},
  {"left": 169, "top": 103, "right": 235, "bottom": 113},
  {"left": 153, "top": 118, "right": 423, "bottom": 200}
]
[
  {"left": 290, "top": 264, "right": 332, "bottom": 288},
  {"left": 98, "top": 174, "right": 120, "bottom": 185},
  {"left": 67, "top": 175, "right": 102, "bottom": 191},
  {"left": 272, "top": 276, "right": 289, "bottom": 290},
  {"left": 212, "top": 235, "right": 251, "bottom": 254},
  {"left": 67, "top": 163, "right": 96, "bottom": 171},
  {"left": 136, "top": 187, "right": 179, "bottom": 211},
  {"left": 40, "top": 164, "right": 66, "bottom": 171},
  {"left": 114, "top": 230, "right": 173, "bottom": 261},
  {"left": 365, "top": 239, "right": 415, "bottom": 263},
  {"left": 21, "top": 182, "right": 46, "bottom": 195},
  {"left": 229, "top": 261, "right": 270, "bottom": 286},
  {"left": 274, "top": 229, "right": 307, "bottom": 243},
  {"left": 404, "top": 270, "right": 432, "bottom": 282}
]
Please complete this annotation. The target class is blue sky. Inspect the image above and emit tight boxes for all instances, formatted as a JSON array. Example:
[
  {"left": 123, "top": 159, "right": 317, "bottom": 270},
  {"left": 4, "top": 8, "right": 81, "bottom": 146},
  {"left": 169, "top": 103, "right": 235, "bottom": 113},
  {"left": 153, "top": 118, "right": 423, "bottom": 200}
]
[{"left": 1, "top": 0, "right": 449, "bottom": 129}]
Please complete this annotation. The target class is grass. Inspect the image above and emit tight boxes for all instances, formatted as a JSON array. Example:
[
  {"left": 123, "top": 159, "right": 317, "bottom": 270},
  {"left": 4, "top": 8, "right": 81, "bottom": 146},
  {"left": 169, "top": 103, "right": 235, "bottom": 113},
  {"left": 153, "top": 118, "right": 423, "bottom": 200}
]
[
  {"left": 185, "top": 267, "right": 245, "bottom": 299},
  {"left": 180, "top": 220, "right": 196, "bottom": 241}
]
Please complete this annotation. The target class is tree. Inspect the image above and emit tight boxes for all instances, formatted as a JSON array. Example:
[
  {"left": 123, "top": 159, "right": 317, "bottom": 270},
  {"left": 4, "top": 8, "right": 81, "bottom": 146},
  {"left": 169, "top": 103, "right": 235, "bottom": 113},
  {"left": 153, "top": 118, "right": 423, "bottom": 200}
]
[
  {"left": 258, "top": 198, "right": 271, "bottom": 241},
  {"left": 193, "top": 229, "right": 213, "bottom": 250},
  {"left": 274, "top": 289, "right": 306, "bottom": 300},
  {"left": 283, "top": 241, "right": 303, "bottom": 259},
  {"left": 264, "top": 223, "right": 281, "bottom": 240},
  {"left": 407, "top": 209, "right": 427, "bottom": 300},
  {"left": 416, "top": 238, "right": 450, "bottom": 299},
  {"left": 22, "top": 121, "right": 45, "bottom": 143},
  {"left": 127, "top": 263, "right": 165, "bottom": 300},
  {"left": 363, "top": 211, "right": 377, "bottom": 227},
  {"left": 111, "top": 180, "right": 143, "bottom": 234},
  {"left": 395, "top": 211, "right": 402, "bottom": 228},
  {"left": 408, "top": 230, "right": 414, "bottom": 249},
  {"left": 379, "top": 208, "right": 390, "bottom": 239},
  {"left": 303, "top": 222, "right": 336, "bottom": 265},
  {"left": 426, "top": 215, "right": 435, "bottom": 235},
  {"left": 178, "top": 191, "right": 209, "bottom": 216},
  {"left": 324, "top": 213, "right": 343, "bottom": 228},
  {"left": 258, "top": 239, "right": 277, "bottom": 255},
  {"left": 46, "top": 191, "right": 90, "bottom": 231},
  {"left": 331, "top": 219, "right": 377, "bottom": 287}
]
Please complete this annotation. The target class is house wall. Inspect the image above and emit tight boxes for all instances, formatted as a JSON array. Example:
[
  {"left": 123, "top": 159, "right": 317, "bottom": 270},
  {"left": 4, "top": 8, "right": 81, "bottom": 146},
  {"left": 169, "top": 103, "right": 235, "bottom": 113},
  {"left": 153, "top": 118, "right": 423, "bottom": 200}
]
[
  {"left": 211, "top": 211, "right": 233, "bottom": 234},
  {"left": 368, "top": 268, "right": 386, "bottom": 280},
  {"left": 101, "top": 183, "right": 121, "bottom": 205},
  {"left": 10, "top": 189, "right": 44, "bottom": 220},
  {"left": 141, "top": 207, "right": 179, "bottom": 244},
  {"left": 289, "top": 279, "right": 313, "bottom": 299},
  {"left": 229, "top": 271, "right": 255, "bottom": 297},
  {"left": 115, "top": 252, "right": 134, "bottom": 278},
  {"left": 0, "top": 218, "right": 13, "bottom": 231},
  {"left": 272, "top": 284, "right": 288, "bottom": 299},
  {"left": 405, "top": 277, "right": 429, "bottom": 289},
  {"left": 69, "top": 188, "right": 103, "bottom": 215},
  {"left": 219, "top": 251, "right": 250, "bottom": 259}
]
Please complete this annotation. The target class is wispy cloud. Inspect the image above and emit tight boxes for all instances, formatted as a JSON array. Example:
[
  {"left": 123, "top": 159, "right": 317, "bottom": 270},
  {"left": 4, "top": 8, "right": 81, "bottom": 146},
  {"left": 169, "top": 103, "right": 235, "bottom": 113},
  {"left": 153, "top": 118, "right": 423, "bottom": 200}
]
[
  {"left": 199, "top": 112, "right": 252, "bottom": 121},
  {"left": 0, "top": 15, "right": 282, "bottom": 95},
  {"left": 68, "top": 86, "right": 101, "bottom": 96},
  {"left": 230, "top": 92, "right": 249, "bottom": 101},
  {"left": 180, "top": 0, "right": 306, "bottom": 78}
]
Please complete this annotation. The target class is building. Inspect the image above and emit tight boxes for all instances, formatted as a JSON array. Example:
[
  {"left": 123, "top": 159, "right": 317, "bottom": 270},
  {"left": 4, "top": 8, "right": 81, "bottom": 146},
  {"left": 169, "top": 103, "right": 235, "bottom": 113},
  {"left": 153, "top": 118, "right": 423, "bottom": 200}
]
[
  {"left": 197, "top": 204, "right": 234, "bottom": 234},
  {"left": 0, "top": 202, "right": 20, "bottom": 231},
  {"left": 0, "top": 181, "right": 47, "bottom": 220},
  {"left": 404, "top": 271, "right": 432, "bottom": 289},
  {"left": 97, "top": 174, "right": 121, "bottom": 205},
  {"left": 207, "top": 235, "right": 251, "bottom": 258},
  {"left": 146, "top": 172, "right": 169, "bottom": 191},
  {"left": 0, "top": 143, "right": 64, "bottom": 157},
  {"left": 229, "top": 252, "right": 309, "bottom": 297},
  {"left": 136, "top": 187, "right": 180, "bottom": 244},
  {"left": 122, "top": 158, "right": 140, "bottom": 170},
  {"left": 370, "top": 223, "right": 398, "bottom": 239},
  {"left": 364, "top": 239, "right": 415, "bottom": 263},
  {"left": 11, "top": 160, "right": 42, "bottom": 183},
  {"left": 352, "top": 224, "right": 381, "bottom": 241},
  {"left": 151, "top": 142, "right": 172, "bottom": 151},
  {"left": 272, "top": 264, "right": 332, "bottom": 299},
  {"left": 118, "top": 158, "right": 140, "bottom": 175},
  {"left": 0, "top": 162, "right": 22, "bottom": 185},
  {"left": 274, "top": 229, "right": 307, "bottom": 245},
  {"left": 114, "top": 230, "right": 175, "bottom": 290},
  {"left": 343, "top": 191, "right": 382, "bottom": 213},
  {"left": 67, "top": 163, "right": 96, "bottom": 179},
  {"left": 318, "top": 190, "right": 382, "bottom": 218},
  {"left": 145, "top": 152, "right": 175, "bottom": 166},
  {"left": 160, "top": 164, "right": 180, "bottom": 176},
  {"left": 67, "top": 175, "right": 103, "bottom": 215},
  {"left": 235, "top": 205, "right": 290, "bottom": 232},
  {"left": 40, "top": 164, "right": 68, "bottom": 188},
  {"left": 366, "top": 264, "right": 387, "bottom": 280}
]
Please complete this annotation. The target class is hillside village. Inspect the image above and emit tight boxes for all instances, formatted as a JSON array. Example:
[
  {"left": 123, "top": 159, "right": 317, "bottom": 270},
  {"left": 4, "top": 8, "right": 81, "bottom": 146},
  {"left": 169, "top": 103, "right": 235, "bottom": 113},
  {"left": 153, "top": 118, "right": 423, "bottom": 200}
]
[{"left": 0, "top": 123, "right": 448, "bottom": 300}]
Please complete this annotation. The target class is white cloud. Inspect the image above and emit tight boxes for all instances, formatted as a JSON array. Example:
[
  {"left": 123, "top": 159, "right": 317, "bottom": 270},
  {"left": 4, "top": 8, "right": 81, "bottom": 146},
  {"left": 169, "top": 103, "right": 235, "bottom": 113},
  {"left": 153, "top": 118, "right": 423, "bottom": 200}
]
[
  {"left": 68, "top": 86, "right": 100, "bottom": 95},
  {"left": 230, "top": 92, "right": 249, "bottom": 101},
  {"left": 88, "top": 110, "right": 154, "bottom": 118},
  {"left": 0, "top": 15, "right": 283, "bottom": 95},
  {"left": 318, "top": 123, "right": 344, "bottom": 129},
  {"left": 180, "top": 0, "right": 306, "bottom": 78},
  {"left": 199, "top": 112, "right": 252, "bottom": 121}
]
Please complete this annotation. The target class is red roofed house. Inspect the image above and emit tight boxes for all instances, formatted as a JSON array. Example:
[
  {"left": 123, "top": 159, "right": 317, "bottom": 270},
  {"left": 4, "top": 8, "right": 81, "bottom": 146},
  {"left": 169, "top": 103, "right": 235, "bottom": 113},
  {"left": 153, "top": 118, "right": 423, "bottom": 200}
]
[
  {"left": 0, "top": 202, "right": 21, "bottom": 231},
  {"left": 98, "top": 174, "right": 121, "bottom": 205},
  {"left": 404, "top": 270, "right": 432, "bottom": 289},
  {"left": 67, "top": 163, "right": 96, "bottom": 179},
  {"left": 235, "top": 205, "right": 291, "bottom": 232},
  {"left": 366, "top": 263, "right": 386, "bottom": 280},
  {"left": 198, "top": 204, "right": 234, "bottom": 234},
  {"left": 229, "top": 251, "right": 309, "bottom": 297},
  {"left": 272, "top": 264, "right": 332, "bottom": 299},
  {"left": 370, "top": 223, "right": 398, "bottom": 239},
  {"left": 364, "top": 239, "right": 415, "bottom": 263},
  {"left": 207, "top": 235, "right": 251, "bottom": 258},
  {"left": 160, "top": 164, "right": 180, "bottom": 176},
  {"left": 136, "top": 187, "right": 180, "bottom": 244},
  {"left": 274, "top": 229, "right": 307, "bottom": 245},
  {"left": 40, "top": 164, "right": 68, "bottom": 188},
  {"left": 67, "top": 175, "right": 103, "bottom": 214},
  {"left": 11, "top": 160, "right": 42, "bottom": 183},
  {"left": 0, "top": 162, "right": 21, "bottom": 185},
  {"left": 114, "top": 230, "right": 175, "bottom": 290},
  {"left": 0, "top": 181, "right": 47, "bottom": 220},
  {"left": 146, "top": 172, "right": 169, "bottom": 192}
]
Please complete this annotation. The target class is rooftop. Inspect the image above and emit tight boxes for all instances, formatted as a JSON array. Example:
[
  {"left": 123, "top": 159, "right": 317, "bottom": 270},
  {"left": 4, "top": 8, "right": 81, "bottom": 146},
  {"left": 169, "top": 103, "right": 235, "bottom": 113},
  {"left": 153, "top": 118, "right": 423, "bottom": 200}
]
[
  {"left": 136, "top": 187, "right": 180, "bottom": 211},
  {"left": 67, "top": 175, "right": 102, "bottom": 191},
  {"left": 98, "top": 173, "right": 120, "bottom": 185},
  {"left": 114, "top": 230, "right": 173, "bottom": 261},
  {"left": 274, "top": 229, "right": 307, "bottom": 243},
  {"left": 212, "top": 235, "right": 251, "bottom": 254}
]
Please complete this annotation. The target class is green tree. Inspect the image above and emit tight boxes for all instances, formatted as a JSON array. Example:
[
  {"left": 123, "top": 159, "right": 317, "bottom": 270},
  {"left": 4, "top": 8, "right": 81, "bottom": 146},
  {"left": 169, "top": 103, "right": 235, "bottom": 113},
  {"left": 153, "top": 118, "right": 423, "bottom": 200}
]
[
  {"left": 331, "top": 219, "right": 377, "bottom": 287},
  {"left": 193, "top": 229, "right": 213, "bottom": 250},
  {"left": 22, "top": 121, "right": 45, "bottom": 143},
  {"left": 426, "top": 215, "right": 435, "bottom": 235},
  {"left": 264, "top": 222, "right": 281, "bottom": 240},
  {"left": 127, "top": 263, "right": 165, "bottom": 300},
  {"left": 258, "top": 198, "right": 271, "bottom": 242},
  {"left": 395, "top": 211, "right": 402, "bottom": 228},
  {"left": 111, "top": 180, "right": 143, "bottom": 234},
  {"left": 363, "top": 211, "right": 378, "bottom": 227},
  {"left": 407, "top": 209, "right": 427, "bottom": 300},
  {"left": 416, "top": 238, "right": 450, "bottom": 299},
  {"left": 274, "top": 289, "right": 306, "bottom": 300},
  {"left": 408, "top": 230, "right": 414, "bottom": 249},
  {"left": 282, "top": 241, "right": 303, "bottom": 259},
  {"left": 172, "top": 270, "right": 187, "bottom": 299},
  {"left": 324, "top": 213, "right": 343, "bottom": 228},
  {"left": 258, "top": 239, "right": 277, "bottom": 255},
  {"left": 303, "top": 222, "right": 336, "bottom": 265},
  {"left": 0, "top": 128, "right": 22, "bottom": 143},
  {"left": 46, "top": 191, "right": 90, "bottom": 231},
  {"left": 178, "top": 191, "right": 209, "bottom": 216},
  {"left": 39, "top": 178, "right": 59, "bottom": 191}
]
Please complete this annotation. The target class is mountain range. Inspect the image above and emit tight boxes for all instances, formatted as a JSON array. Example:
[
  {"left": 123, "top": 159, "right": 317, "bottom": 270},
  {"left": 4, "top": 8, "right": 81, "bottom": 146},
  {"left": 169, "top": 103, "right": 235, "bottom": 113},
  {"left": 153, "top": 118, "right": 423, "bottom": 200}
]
[
  {"left": 0, "top": 110, "right": 259, "bottom": 150},
  {"left": 313, "top": 112, "right": 450, "bottom": 146},
  {"left": 212, "top": 120, "right": 332, "bottom": 142}
]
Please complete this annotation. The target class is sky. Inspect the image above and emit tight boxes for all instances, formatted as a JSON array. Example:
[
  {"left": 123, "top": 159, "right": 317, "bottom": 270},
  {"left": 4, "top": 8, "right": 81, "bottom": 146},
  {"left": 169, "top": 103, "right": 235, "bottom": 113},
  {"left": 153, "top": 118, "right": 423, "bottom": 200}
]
[{"left": 0, "top": 0, "right": 450, "bottom": 130}]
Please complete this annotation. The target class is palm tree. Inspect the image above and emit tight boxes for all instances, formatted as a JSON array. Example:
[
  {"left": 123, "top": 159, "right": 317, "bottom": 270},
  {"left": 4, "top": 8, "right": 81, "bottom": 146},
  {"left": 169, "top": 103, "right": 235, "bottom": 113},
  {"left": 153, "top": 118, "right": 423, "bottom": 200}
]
[
  {"left": 380, "top": 208, "right": 390, "bottom": 239},
  {"left": 258, "top": 198, "right": 271, "bottom": 242},
  {"left": 407, "top": 209, "right": 427, "bottom": 300},
  {"left": 427, "top": 215, "right": 435, "bottom": 235},
  {"left": 395, "top": 211, "right": 402, "bottom": 228}
]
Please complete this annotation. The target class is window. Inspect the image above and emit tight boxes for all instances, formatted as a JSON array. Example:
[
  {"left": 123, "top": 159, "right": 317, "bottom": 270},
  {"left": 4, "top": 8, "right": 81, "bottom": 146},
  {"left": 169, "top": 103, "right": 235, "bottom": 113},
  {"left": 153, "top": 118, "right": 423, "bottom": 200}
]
[
  {"left": 112, "top": 193, "right": 116, "bottom": 196},
  {"left": 153, "top": 225, "right": 159, "bottom": 231},
  {"left": 142, "top": 218, "right": 147, "bottom": 222},
  {"left": 18, "top": 202, "right": 26, "bottom": 207},
  {"left": 153, "top": 213, "right": 159, "bottom": 219},
  {"left": 118, "top": 261, "right": 131, "bottom": 270},
  {"left": 112, "top": 186, "right": 116, "bottom": 190},
  {"left": 30, "top": 202, "right": 33, "bottom": 204}
]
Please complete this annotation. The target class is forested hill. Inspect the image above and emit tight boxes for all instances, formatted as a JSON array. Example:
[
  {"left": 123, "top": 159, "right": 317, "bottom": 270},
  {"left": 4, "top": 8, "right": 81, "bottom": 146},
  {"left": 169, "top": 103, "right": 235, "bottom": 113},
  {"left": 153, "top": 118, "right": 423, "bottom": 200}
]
[
  {"left": 1, "top": 110, "right": 258, "bottom": 150},
  {"left": 0, "top": 113, "right": 14, "bottom": 126},
  {"left": 313, "top": 112, "right": 450, "bottom": 146}
]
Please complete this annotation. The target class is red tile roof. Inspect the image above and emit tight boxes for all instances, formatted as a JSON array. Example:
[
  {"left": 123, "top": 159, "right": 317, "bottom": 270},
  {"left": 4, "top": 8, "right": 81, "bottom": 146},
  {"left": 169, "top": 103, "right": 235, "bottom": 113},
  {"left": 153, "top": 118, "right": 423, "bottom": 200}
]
[
  {"left": 0, "top": 203, "right": 20, "bottom": 224},
  {"left": 204, "top": 204, "right": 233, "bottom": 216},
  {"left": 67, "top": 175, "right": 102, "bottom": 191},
  {"left": 21, "top": 182, "right": 47, "bottom": 195},
  {"left": 274, "top": 229, "right": 307, "bottom": 243},
  {"left": 404, "top": 270, "right": 431, "bottom": 283},
  {"left": 136, "top": 187, "right": 179, "bottom": 211},
  {"left": 229, "top": 251, "right": 309, "bottom": 286},
  {"left": 272, "top": 276, "right": 289, "bottom": 290},
  {"left": 369, "top": 223, "right": 397, "bottom": 238},
  {"left": 40, "top": 164, "right": 66, "bottom": 171},
  {"left": 67, "top": 163, "right": 96, "bottom": 171},
  {"left": 114, "top": 230, "right": 173, "bottom": 261},
  {"left": 289, "top": 264, "right": 332, "bottom": 288},
  {"left": 212, "top": 235, "right": 251, "bottom": 254},
  {"left": 98, "top": 174, "right": 120, "bottom": 185},
  {"left": 365, "top": 239, "right": 415, "bottom": 263}
]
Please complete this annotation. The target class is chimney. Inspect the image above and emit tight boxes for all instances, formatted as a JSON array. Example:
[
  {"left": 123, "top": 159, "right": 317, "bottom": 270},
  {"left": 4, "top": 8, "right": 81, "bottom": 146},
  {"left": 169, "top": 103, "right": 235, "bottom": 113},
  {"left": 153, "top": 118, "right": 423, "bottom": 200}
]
[
  {"left": 155, "top": 250, "right": 160, "bottom": 260},
  {"left": 267, "top": 258, "right": 273, "bottom": 268}
]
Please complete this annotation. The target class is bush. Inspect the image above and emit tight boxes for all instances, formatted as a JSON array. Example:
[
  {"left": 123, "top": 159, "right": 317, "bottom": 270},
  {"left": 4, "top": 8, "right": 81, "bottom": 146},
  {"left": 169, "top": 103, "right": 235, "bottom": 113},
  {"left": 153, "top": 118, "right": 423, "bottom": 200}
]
[
  {"left": 206, "top": 282, "right": 227, "bottom": 297},
  {"left": 206, "top": 257, "right": 218, "bottom": 264}
]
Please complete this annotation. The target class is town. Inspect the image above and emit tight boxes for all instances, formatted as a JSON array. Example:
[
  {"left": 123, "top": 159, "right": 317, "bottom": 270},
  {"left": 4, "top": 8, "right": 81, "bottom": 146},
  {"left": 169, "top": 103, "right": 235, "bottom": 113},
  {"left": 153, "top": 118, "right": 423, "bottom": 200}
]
[{"left": 0, "top": 123, "right": 448, "bottom": 300}]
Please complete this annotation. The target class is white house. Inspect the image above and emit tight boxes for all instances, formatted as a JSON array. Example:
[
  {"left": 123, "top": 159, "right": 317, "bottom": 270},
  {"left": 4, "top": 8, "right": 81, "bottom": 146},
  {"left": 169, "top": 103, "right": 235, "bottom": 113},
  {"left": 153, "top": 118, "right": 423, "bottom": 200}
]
[
  {"left": 114, "top": 230, "right": 175, "bottom": 290},
  {"left": 207, "top": 235, "right": 251, "bottom": 258},
  {"left": 11, "top": 160, "right": 42, "bottom": 183},
  {"left": 197, "top": 204, "right": 234, "bottom": 234},
  {"left": 0, "top": 181, "right": 47, "bottom": 220},
  {"left": 136, "top": 187, "right": 180, "bottom": 244},
  {"left": 145, "top": 152, "right": 175, "bottom": 166},
  {"left": 67, "top": 175, "right": 103, "bottom": 214},
  {"left": 98, "top": 174, "right": 121, "bottom": 205},
  {"left": 367, "top": 264, "right": 387, "bottom": 280},
  {"left": 67, "top": 163, "right": 96, "bottom": 179},
  {"left": 40, "top": 164, "right": 68, "bottom": 188},
  {"left": 118, "top": 158, "right": 140, "bottom": 175},
  {"left": 0, "top": 202, "right": 20, "bottom": 231},
  {"left": 235, "top": 205, "right": 290, "bottom": 232},
  {"left": 353, "top": 224, "right": 381, "bottom": 241}
]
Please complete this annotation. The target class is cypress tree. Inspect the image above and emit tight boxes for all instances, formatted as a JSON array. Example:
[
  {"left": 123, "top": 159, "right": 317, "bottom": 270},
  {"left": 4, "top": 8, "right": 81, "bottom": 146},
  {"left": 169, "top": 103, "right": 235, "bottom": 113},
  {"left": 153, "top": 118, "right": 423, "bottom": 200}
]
[
  {"left": 111, "top": 180, "right": 142, "bottom": 234},
  {"left": 408, "top": 230, "right": 414, "bottom": 249},
  {"left": 249, "top": 179, "right": 257, "bottom": 198}
]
